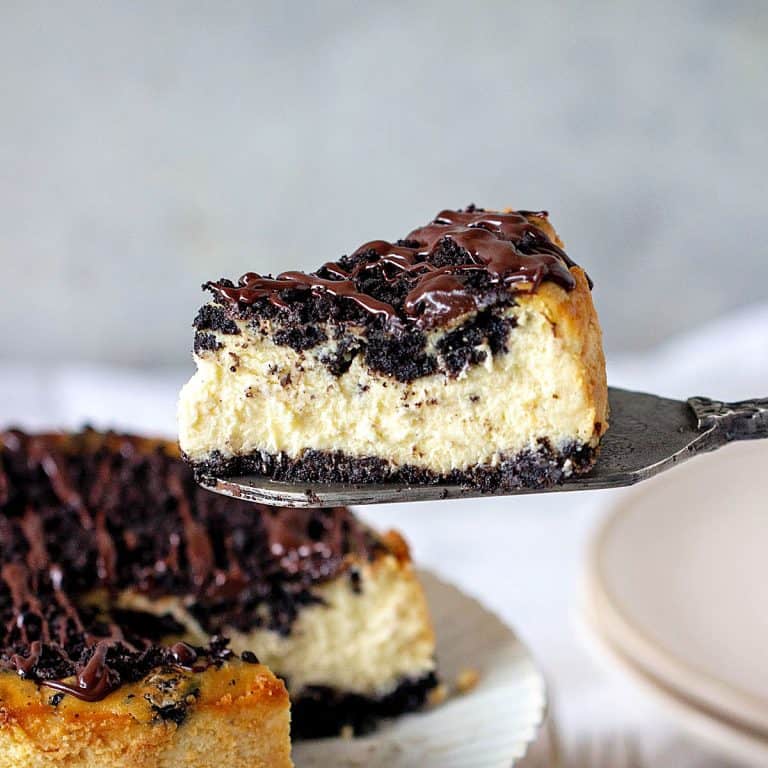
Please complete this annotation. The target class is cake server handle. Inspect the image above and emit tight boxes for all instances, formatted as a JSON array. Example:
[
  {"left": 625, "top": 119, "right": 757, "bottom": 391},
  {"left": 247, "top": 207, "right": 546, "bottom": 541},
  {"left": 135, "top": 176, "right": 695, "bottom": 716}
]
[{"left": 688, "top": 396, "right": 768, "bottom": 442}]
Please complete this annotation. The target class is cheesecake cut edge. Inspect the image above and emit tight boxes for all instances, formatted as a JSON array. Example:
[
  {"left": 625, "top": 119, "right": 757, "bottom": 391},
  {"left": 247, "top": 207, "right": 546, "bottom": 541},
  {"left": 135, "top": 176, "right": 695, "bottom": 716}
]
[
  {"left": 179, "top": 265, "right": 608, "bottom": 491},
  {"left": 115, "top": 530, "right": 438, "bottom": 737}
]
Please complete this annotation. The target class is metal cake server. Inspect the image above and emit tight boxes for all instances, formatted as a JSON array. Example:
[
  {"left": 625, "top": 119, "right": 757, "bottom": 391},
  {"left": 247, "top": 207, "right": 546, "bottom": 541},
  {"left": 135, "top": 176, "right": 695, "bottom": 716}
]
[{"left": 199, "top": 388, "right": 768, "bottom": 507}]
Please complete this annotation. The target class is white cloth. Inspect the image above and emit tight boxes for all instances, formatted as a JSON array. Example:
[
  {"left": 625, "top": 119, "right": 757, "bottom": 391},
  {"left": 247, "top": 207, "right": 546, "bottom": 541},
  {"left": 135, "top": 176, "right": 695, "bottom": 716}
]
[{"left": 2, "top": 303, "right": 766, "bottom": 767}]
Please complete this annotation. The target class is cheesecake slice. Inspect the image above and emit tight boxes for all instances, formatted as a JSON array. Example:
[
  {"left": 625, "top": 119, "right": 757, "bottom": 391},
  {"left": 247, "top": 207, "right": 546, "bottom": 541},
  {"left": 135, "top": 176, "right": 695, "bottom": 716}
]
[
  {"left": 0, "top": 429, "right": 437, "bottom": 763},
  {"left": 179, "top": 206, "right": 608, "bottom": 490}
]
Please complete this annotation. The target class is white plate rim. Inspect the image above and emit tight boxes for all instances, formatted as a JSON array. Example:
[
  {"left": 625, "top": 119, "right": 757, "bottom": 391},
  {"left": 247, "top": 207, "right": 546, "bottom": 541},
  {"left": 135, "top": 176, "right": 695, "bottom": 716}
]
[{"left": 293, "top": 569, "right": 548, "bottom": 768}]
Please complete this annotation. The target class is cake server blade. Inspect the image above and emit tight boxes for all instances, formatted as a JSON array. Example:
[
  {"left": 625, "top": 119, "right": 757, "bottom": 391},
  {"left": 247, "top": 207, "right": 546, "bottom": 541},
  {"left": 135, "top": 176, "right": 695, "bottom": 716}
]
[{"left": 197, "top": 388, "right": 768, "bottom": 507}]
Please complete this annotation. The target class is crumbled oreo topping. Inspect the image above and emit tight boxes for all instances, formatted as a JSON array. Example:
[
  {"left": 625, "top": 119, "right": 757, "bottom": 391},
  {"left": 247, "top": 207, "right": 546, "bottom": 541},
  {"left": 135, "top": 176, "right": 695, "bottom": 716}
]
[
  {"left": 0, "top": 429, "right": 380, "bottom": 700},
  {"left": 197, "top": 207, "right": 584, "bottom": 382}
]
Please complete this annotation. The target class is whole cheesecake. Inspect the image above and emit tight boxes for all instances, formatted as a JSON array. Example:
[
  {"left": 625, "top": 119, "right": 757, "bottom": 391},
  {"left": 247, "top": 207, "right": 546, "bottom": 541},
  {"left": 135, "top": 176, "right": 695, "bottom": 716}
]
[
  {"left": 0, "top": 429, "right": 436, "bottom": 766},
  {"left": 179, "top": 206, "right": 608, "bottom": 490}
]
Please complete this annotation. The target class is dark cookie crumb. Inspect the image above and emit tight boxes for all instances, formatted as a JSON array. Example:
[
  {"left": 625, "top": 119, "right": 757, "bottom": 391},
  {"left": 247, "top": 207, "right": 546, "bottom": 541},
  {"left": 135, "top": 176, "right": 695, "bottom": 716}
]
[
  {"left": 260, "top": 303, "right": 518, "bottom": 382},
  {"left": 436, "top": 309, "right": 516, "bottom": 376},
  {"left": 194, "top": 303, "right": 240, "bottom": 336},
  {"left": 363, "top": 326, "right": 436, "bottom": 383},
  {"left": 348, "top": 568, "right": 362, "bottom": 594},
  {"left": 291, "top": 672, "right": 437, "bottom": 740},
  {"left": 320, "top": 336, "right": 364, "bottom": 376},
  {"left": 272, "top": 325, "right": 328, "bottom": 352},
  {"left": 191, "top": 441, "right": 597, "bottom": 493},
  {"left": 151, "top": 700, "right": 192, "bottom": 726},
  {"left": 193, "top": 332, "right": 222, "bottom": 355}
]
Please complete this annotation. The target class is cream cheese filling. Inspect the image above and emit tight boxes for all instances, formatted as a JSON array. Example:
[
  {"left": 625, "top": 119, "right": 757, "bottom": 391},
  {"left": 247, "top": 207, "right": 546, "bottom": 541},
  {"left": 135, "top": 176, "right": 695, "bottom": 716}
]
[
  {"left": 179, "top": 304, "right": 599, "bottom": 473},
  {"left": 115, "top": 554, "right": 435, "bottom": 698}
]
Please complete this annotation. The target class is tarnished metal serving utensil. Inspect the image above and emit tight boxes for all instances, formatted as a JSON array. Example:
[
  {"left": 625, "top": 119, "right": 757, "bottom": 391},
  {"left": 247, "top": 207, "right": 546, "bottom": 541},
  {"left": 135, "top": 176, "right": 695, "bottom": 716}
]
[{"left": 199, "top": 388, "right": 768, "bottom": 508}]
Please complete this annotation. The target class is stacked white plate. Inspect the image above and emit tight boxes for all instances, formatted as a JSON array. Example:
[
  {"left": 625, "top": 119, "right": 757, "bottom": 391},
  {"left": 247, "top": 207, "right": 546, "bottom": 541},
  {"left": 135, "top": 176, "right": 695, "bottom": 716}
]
[{"left": 582, "top": 440, "right": 768, "bottom": 765}]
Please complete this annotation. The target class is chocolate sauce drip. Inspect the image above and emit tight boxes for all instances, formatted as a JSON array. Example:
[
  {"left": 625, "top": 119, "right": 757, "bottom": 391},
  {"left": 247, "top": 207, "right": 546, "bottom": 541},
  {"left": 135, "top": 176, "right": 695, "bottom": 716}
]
[
  {"left": 0, "top": 429, "right": 378, "bottom": 701},
  {"left": 42, "top": 642, "right": 119, "bottom": 702},
  {"left": 207, "top": 207, "right": 585, "bottom": 329},
  {"left": 170, "top": 641, "right": 198, "bottom": 667},
  {"left": 167, "top": 466, "right": 214, "bottom": 588},
  {"left": 214, "top": 271, "right": 398, "bottom": 320}
]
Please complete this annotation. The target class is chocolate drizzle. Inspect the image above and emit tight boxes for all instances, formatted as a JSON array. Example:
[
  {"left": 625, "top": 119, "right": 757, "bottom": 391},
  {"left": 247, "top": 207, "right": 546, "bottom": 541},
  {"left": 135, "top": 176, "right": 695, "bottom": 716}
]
[
  {"left": 0, "top": 429, "right": 378, "bottom": 702},
  {"left": 42, "top": 642, "right": 119, "bottom": 702},
  {"left": 207, "top": 207, "right": 584, "bottom": 329},
  {"left": 214, "top": 272, "right": 398, "bottom": 320}
]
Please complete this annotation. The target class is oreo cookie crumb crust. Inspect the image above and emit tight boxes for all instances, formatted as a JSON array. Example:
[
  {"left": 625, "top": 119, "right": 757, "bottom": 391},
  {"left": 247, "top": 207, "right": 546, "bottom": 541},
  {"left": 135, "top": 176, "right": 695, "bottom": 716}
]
[
  {"left": 291, "top": 672, "right": 438, "bottom": 739},
  {"left": 190, "top": 441, "right": 597, "bottom": 492}
]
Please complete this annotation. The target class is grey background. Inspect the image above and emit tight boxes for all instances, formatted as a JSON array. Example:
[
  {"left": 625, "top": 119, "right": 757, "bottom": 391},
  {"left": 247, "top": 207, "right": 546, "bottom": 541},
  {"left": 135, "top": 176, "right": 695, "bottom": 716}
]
[{"left": 1, "top": 1, "right": 766, "bottom": 366}]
